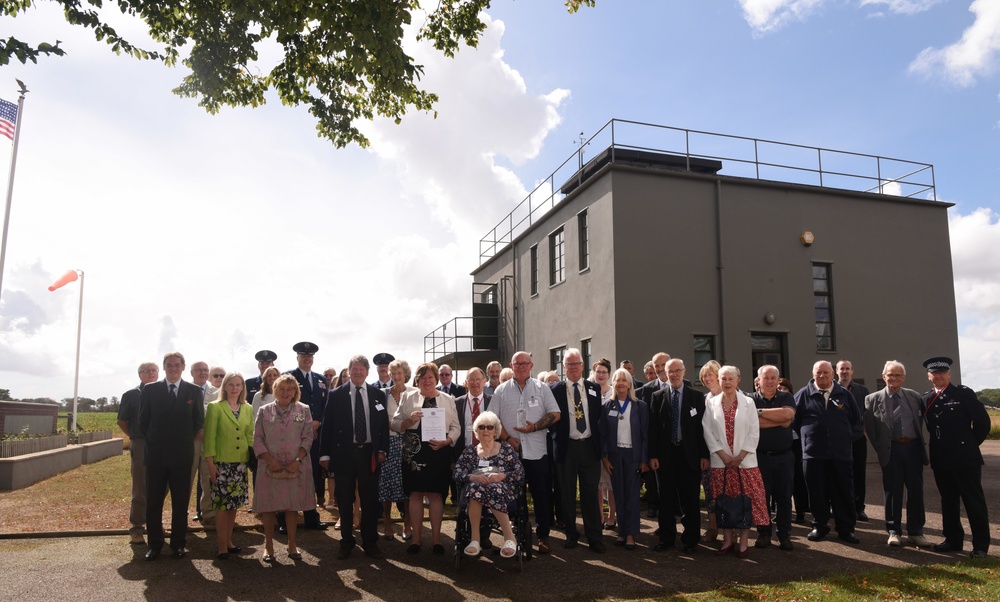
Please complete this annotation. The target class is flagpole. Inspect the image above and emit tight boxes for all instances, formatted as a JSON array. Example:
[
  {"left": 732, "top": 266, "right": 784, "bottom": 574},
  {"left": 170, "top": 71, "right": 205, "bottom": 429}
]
[
  {"left": 0, "top": 81, "right": 28, "bottom": 301},
  {"left": 71, "top": 270, "right": 84, "bottom": 434}
]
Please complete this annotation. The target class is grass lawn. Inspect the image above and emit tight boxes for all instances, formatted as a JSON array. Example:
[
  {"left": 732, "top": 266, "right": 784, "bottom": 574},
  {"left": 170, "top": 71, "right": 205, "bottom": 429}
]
[{"left": 58, "top": 412, "right": 124, "bottom": 440}]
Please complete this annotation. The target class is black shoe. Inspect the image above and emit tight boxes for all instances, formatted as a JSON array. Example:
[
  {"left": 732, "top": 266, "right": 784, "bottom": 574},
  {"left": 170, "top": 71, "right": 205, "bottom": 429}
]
[
  {"left": 795, "top": 513, "right": 807, "bottom": 525},
  {"left": 563, "top": 538, "right": 579, "bottom": 550},
  {"left": 193, "top": 514, "right": 202, "bottom": 523},
  {"left": 337, "top": 545, "right": 354, "bottom": 560},
  {"left": 856, "top": 511, "right": 870, "bottom": 522},
  {"left": 682, "top": 544, "right": 698, "bottom": 553},
  {"left": 653, "top": 541, "right": 674, "bottom": 552},
  {"left": 933, "top": 541, "right": 963, "bottom": 553},
  {"left": 807, "top": 527, "right": 830, "bottom": 541},
  {"left": 778, "top": 535, "right": 794, "bottom": 551},
  {"left": 838, "top": 532, "right": 860, "bottom": 544},
  {"left": 365, "top": 544, "right": 383, "bottom": 559},
  {"left": 432, "top": 544, "right": 446, "bottom": 555},
  {"left": 755, "top": 535, "right": 772, "bottom": 549},
  {"left": 970, "top": 549, "right": 989, "bottom": 558},
  {"left": 646, "top": 508, "right": 658, "bottom": 519},
  {"left": 589, "top": 541, "right": 606, "bottom": 554},
  {"left": 172, "top": 548, "right": 188, "bottom": 559},
  {"left": 216, "top": 552, "right": 229, "bottom": 560},
  {"left": 304, "top": 522, "right": 329, "bottom": 531},
  {"left": 613, "top": 538, "right": 626, "bottom": 547},
  {"left": 144, "top": 548, "right": 161, "bottom": 561},
  {"left": 227, "top": 546, "right": 241, "bottom": 554}
]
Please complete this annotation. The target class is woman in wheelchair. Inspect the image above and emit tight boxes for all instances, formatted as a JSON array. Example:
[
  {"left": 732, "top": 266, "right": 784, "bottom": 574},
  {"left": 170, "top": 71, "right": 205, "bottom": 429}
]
[{"left": 453, "top": 411, "right": 525, "bottom": 558}]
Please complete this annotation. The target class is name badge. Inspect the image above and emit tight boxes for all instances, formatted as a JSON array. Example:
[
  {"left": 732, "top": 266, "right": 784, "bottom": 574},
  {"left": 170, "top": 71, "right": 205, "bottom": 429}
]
[
  {"left": 528, "top": 397, "right": 540, "bottom": 408},
  {"left": 690, "top": 407, "right": 697, "bottom": 417},
  {"left": 375, "top": 404, "right": 385, "bottom": 412},
  {"left": 608, "top": 410, "right": 619, "bottom": 417},
  {"left": 478, "top": 459, "right": 491, "bottom": 468}
]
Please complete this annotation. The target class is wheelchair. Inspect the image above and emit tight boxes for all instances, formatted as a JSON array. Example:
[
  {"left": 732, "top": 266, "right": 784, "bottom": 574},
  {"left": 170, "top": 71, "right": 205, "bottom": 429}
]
[{"left": 453, "top": 475, "right": 532, "bottom": 572}]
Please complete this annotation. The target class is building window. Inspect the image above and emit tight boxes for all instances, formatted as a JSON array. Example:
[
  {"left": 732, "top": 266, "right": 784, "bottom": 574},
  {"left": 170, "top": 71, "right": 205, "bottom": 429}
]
[
  {"left": 578, "top": 209, "right": 589, "bottom": 271},
  {"left": 751, "top": 333, "right": 788, "bottom": 378},
  {"left": 581, "top": 338, "right": 592, "bottom": 371},
  {"left": 549, "top": 227, "right": 565, "bottom": 286},
  {"left": 693, "top": 335, "right": 715, "bottom": 381},
  {"left": 813, "top": 263, "right": 835, "bottom": 351},
  {"left": 550, "top": 346, "right": 567, "bottom": 379},
  {"left": 530, "top": 245, "right": 538, "bottom": 296}
]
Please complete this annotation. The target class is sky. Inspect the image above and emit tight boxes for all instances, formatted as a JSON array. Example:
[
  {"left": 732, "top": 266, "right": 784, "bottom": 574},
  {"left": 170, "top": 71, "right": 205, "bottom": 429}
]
[{"left": 0, "top": 0, "right": 998, "bottom": 401}]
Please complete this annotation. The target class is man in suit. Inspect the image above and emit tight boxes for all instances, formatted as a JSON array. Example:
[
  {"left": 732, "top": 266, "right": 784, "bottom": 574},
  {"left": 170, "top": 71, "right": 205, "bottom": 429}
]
[
  {"left": 863, "top": 360, "right": 930, "bottom": 548},
  {"left": 794, "top": 360, "right": 861, "bottom": 544},
  {"left": 284, "top": 341, "right": 328, "bottom": 530},
  {"left": 649, "top": 358, "right": 709, "bottom": 553},
  {"left": 837, "top": 360, "right": 871, "bottom": 521},
  {"left": 637, "top": 352, "right": 671, "bottom": 518},
  {"left": 116, "top": 361, "right": 159, "bottom": 545},
  {"left": 244, "top": 349, "right": 277, "bottom": 405},
  {"left": 371, "top": 352, "right": 394, "bottom": 389},
  {"left": 922, "top": 356, "right": 991, "bottom": 558},
  {"left": 551, "top": 348, "right": 605, "bottom": 553},
  {"left": 438, "top": 364, "right": 467, "bottom": 397},
  {"left": 189, "top": 361, "right": 220, "bottom": 524},
  {"left": 138, "top": 352, "right": 204, "bottom": 560},
  {"left": 319, "top": 354, "right": 390, "bottom": 559}
]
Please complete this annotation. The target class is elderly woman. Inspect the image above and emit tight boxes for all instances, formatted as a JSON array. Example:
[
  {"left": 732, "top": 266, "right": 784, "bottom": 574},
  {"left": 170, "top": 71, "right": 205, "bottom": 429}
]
[
  {"left": 699, "top": 360, "right": 723, "bottom": 543},
  {"left": 453, "top": 410, "right": 525, "bottom": 558},
  {"left": 204, "top": 372, "right": 255, "bottom": 559},
  {"left": 702, "top": 365, "right": 769, "bottom": 559},
  {"left": 600, "top": 368, "right": 649, "bottom": 550},
  {"left": 381, "top": 359, "right": 415, "bottom": 540},
  {"left": 253, "top": 374, "right": 315, "bottom": 562},
  {"left": 591, "top": 358, "right": 617, "bottom": 530},
  {"left": 392, "top": 362, "right": 461, "bottom": 555}
]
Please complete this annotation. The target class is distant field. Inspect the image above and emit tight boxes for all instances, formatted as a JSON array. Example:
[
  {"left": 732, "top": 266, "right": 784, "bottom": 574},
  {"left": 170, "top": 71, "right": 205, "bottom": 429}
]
[{"left": 58, "top": 412, "right": 124, "bottom": 440}]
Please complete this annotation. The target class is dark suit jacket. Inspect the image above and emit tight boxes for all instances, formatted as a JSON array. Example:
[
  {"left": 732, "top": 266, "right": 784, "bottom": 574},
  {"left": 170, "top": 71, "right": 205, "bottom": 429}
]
[
  {"left": 438, "top": 383, "right": 467, "bottom": 398},
  {"left": 843, "top": 380, "right": 870, "bottom": 440},
  {"left": 454, "top": 392, "right": 492, "bottom": 459},
  {"left": 638, "top": 379, "right": 666, "bottom": 405},
  {"left": 550, "top": 380, "right": 604, "bottom": 462},
  {"left": 138, "top": 380, "right": 204, "bottom": 468},
  {"left": 600, "top": 397, "right": 649, "bottom": 464},
  {"left": 285, "top": 368, "right": 328, "bottom": 425},
  {"left": 319, "top": 382, "right": 390, "bottom": 475},
  {"left": 863, "top": 387, "right": 928, "bottom": 467},
  {"left": 649, "top": 384, "right": 709, "bottom": 471}
]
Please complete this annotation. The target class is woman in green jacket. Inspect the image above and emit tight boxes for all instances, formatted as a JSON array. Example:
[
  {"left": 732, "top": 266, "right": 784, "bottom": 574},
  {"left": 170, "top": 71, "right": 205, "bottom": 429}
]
[{"left": 205, "top": 372, "right": 255, "bottom": 559}]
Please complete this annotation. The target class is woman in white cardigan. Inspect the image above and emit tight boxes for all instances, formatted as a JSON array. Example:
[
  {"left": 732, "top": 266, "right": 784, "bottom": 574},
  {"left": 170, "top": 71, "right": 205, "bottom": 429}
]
[{"left": 702, "top": 365, "right": 770, "bottom": 558}]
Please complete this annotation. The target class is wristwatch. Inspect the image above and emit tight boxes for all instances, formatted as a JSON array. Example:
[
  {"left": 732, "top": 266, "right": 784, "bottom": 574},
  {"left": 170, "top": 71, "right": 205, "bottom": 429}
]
[{"left": 757, "top": 408, "right": 763, "bottom": 417}]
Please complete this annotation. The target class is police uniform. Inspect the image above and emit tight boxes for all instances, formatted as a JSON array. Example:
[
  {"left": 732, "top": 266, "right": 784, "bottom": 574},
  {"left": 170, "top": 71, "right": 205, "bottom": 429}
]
[{"left": 922, "top": 357, "right": 991, "bottom": 555}]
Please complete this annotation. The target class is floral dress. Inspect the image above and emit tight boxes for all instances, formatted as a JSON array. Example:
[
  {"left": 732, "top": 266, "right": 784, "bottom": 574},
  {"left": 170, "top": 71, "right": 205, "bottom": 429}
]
[
  {"left": 710, "top": 402, "right": 770, "bottom": 527},
  {"left": 379, "top": 388, "right": 408, "bottom": 503},
  {"left": 453, "top": 441, "right": 525, "bottom": 513},
  {"left": 252, "top": 401, "right": 316, "bottom": 513}
]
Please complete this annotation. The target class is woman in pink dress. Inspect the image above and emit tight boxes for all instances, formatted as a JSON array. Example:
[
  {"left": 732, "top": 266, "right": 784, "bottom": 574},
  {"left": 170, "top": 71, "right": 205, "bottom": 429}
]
[
  {"left": 702, "top": 365, "right": 770, "bottom": 559},
  {"left": 253, "top": 374, "right": 315, "bottom": 562}
]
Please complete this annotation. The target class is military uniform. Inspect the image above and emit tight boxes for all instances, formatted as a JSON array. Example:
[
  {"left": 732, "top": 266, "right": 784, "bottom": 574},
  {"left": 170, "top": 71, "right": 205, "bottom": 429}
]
[
  {"left": 280, "top": 342, "right": 328, "bottom": 530},
  {"left": 923, "top": 382, "right": 991, "bottom": 553}
]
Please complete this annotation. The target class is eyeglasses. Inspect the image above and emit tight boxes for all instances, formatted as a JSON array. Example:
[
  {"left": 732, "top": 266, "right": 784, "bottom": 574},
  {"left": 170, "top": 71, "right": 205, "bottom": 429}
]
[
  {"left": 476, "top": 425, "right": 496, "bottom": 431},
  {"left": 211, "top": 374, "right": 224, "bottom": 378}
]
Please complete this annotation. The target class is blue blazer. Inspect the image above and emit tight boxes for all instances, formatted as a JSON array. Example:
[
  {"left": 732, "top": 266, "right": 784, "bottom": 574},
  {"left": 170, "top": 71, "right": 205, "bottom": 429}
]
[{"left": 600, "top": 397, "right": 649, "bottom": 465}]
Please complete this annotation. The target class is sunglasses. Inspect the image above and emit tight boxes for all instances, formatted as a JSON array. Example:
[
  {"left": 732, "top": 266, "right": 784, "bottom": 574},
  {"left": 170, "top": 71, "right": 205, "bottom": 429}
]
[
  {"left": 211, "top": 374, "right": 224, "bottom": 378},
  {"left": 476, "top": 425, "right": 496, "bottom": 431}
]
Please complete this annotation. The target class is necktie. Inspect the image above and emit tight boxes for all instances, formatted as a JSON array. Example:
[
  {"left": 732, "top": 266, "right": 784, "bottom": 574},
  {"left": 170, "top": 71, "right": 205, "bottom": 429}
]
[
  {"left": 671, "top": 389, "right": 681, "bottom": 444},
  {"left": 821, "top": 389, "right": 830, "bottom": 409},
  {"left": 574, "top": 383, "right": 587, "bottom": 433},
  {"left": 354, "top": 386, "right": 367, "bottom": 445},
  {"left": 472, "top": 397, "right": 481, "bottom": 445},
  {"left": 169, "top": 383, "right": 177, "bottom": 399},
  {"left": 890, "top": 393, "right": 903, "bottom": 439}
]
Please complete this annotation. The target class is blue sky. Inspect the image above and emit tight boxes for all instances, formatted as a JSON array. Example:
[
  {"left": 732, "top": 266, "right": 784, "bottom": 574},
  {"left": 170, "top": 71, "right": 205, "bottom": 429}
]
[{"left": 0, "top": 0, "right": 998, "bottom": 401}]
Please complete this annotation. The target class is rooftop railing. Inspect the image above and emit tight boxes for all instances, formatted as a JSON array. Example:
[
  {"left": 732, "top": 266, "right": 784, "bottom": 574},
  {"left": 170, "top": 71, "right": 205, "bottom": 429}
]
[{"left": 479, "top": 118, "right": 936, "bottom": 265}]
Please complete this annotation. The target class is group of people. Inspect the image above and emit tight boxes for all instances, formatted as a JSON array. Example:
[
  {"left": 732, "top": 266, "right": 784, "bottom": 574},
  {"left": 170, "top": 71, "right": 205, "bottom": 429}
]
[{"left": 116, "top": 345, "right": 991, "bottom": 563}]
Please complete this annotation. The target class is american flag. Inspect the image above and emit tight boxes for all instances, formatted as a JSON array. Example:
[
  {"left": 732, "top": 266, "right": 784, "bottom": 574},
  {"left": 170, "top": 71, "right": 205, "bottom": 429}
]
[{"left": 0, "top": 98, "right": 17, "bottom": 140}]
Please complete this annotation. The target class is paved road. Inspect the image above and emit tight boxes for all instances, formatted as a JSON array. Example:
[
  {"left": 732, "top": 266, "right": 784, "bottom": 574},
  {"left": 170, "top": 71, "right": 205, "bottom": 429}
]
[{"left": 4, "top": 442, "right": 1000, "bottom": 601}]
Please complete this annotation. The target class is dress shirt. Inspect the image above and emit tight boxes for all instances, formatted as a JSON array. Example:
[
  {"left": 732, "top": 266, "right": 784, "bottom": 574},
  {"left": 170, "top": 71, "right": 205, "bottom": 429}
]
[{"left": 566, "top": 378, "right": 592, "bottom": 440}]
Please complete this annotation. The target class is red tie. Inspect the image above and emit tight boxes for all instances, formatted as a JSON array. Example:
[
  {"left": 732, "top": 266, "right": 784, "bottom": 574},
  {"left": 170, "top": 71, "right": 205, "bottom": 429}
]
[{"left": 472, "top": 397, "right": 481, "bottom": 444}]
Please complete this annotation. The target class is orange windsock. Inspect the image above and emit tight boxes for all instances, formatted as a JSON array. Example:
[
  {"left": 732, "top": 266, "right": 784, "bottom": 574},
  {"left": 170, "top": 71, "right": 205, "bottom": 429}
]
[{"left": 48, "top": 270, "right": 79, "bottom": 291}]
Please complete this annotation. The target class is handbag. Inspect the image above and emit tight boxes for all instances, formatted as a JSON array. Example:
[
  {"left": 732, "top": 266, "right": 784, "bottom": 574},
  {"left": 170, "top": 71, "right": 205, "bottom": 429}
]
[{"left": 715, "top": 466, "right": 753, "bottom": 529}]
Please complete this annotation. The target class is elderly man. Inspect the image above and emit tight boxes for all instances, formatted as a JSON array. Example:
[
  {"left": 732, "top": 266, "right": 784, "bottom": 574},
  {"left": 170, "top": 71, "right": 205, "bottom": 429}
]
[
  {"left": 551, "top": 348, "right": 605, "bottom": 553},
  {"left": 753, "top": 365, "right": 796, "bottom": 551},
  {"left": 493, "top": 351, "right": 561, "bottom": 554},
  {"left": 116, "top": 361, "right": 159, "bottom": 545},
  {"left": 642, "top": 361, "right": 656, "bottom": 385},
  {"left": 189, "top": 361, "right": 220, "bottom": 524},
  {"left": 794, "top": 360, "right": 861, "bottom": 544},
  {"left": 484, "top": 361, "right": 502, "bottom": 396},
  {"left": 245, "top": 350, "right": 277, "bottom": 404},
  {"left": 437, "top": 364, "right": 467, "bottom": 397},
  {"left": 650, "top": 358, "right": 709, "bottom": 553},
  {"left": 138, "top": 352, "right": 204, "bottom": 560},
  {"left": 863, "top": 361, "right": 930, "bottom": 547},
  {"left": 283, "top": 341, "right": 328, "bottom": 531},
  {"left": 922, "top": 356, "right": 991, "bottom": 558},
  {"left": 837, "top": 360, "right": 871, "bottom": 521}
]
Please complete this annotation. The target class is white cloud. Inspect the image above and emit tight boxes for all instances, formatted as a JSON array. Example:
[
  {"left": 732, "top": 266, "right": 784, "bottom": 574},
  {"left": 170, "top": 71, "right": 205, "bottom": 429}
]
[
  {"left": 738, "top": 0, "right": 826, "bottom": 34},
  {"left": 950, "top": 207, "right": 1000, "bottom": 389},
  {"left": 860, "top": 0, "right": 943, "bottom": 15},
  {"left": 908, "top": 0, "right": 1000, "bottom": 85}
]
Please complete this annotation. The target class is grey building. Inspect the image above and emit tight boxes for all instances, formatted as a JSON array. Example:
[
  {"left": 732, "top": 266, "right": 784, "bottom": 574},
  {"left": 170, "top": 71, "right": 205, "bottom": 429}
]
[{"left": 425, "top": 119, "right": 958, "bottom": 389}]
